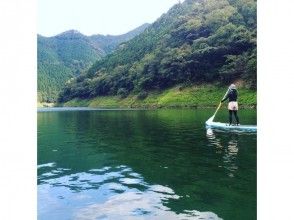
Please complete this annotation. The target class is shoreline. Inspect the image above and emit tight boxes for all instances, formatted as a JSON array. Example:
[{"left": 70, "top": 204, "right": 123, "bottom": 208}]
[
  {"left": 39, "top": 85, "right": 257, "bottom": 110},
  {"left": 37, "top": 102, "right": 55, "bottom": 108},
  {"left": 58, "top": 85, "right": 257, "bottom": 109},
  {"left": 39, "top": 105, "right": 257, "bottom": 110}
]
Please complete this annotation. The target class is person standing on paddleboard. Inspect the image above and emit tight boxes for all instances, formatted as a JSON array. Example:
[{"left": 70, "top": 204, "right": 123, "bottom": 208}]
[{"left": 221, "top": 84, "right": 240, "bottom": 126}]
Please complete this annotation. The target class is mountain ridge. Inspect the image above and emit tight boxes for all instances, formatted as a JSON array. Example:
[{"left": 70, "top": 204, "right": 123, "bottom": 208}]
[
  {"left": 38, "top": 23, "right": 150, "bottom": 102},
  {"left": 58, "top": 0, "right": 256, "bottom": 103}
]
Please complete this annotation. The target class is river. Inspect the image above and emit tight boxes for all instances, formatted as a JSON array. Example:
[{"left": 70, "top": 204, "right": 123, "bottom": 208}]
[{"left": 38, "top": 108, "right": 256, "bottom": 220}]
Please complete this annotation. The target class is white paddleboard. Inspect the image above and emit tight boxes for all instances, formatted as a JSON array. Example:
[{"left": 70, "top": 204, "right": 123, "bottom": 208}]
[{"left": 205, "top": 120, "right": 257, "bottom": 132}]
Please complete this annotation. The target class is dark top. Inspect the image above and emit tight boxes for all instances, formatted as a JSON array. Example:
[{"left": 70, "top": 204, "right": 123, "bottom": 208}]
[{"left": 221, "top": 89, "right": 238, "bottom": 102}]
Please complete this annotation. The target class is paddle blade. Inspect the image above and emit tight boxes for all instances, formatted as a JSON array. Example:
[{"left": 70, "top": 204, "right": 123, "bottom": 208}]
[{"left": 207, "top": 115, "right": 215, "bottom": 123}]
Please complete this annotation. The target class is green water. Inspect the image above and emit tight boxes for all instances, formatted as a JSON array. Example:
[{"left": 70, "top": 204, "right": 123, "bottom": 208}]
[{"left": 38, "top": 108, "right": 256, "bottom": 220}]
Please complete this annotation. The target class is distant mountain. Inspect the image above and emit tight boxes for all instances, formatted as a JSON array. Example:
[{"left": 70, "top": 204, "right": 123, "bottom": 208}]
[
  {"left": 89, "top": 23, "right": 150, "bottom": 55},
  {"left": 58, "top": 0, "right": 256, "bottom": 103},
  {"left": 37, "top": 23, "right": 149, "bottom": 102}
]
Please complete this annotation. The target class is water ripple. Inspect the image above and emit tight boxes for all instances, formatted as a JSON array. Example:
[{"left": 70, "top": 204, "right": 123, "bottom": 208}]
[{"left": 38, "top": 165, "right": 222, "bottom": 220}]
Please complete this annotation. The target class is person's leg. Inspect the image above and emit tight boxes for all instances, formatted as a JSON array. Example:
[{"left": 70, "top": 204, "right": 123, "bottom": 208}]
[
  {"left": 233, "top": 110, "right": 240, "bottom": 124},
  {"left": 229, "top": 110, "right": 233, "bottom": 125}
]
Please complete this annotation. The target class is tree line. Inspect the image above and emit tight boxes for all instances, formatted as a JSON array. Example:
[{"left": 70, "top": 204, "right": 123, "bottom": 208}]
[{"left": 58, "top": 0, "right": 257, "bottom": 103}]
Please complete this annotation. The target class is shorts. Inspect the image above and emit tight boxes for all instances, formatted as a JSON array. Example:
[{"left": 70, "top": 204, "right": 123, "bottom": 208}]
[{"left": 228, "top": 101, "right": 238, "bottom": 111}]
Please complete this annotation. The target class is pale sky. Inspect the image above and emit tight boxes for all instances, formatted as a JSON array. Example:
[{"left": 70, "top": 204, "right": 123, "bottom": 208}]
[{"left": 38, "top": 0, "right": 180, "bottom": 37}]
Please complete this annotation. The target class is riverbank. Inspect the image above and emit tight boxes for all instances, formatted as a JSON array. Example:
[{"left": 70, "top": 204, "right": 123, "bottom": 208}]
[
  {"left": 57, "top": 85, "right": 256, "bottom": 109},
  {"left": 37, "top": 102, "right": 55, "bottom": 108}
]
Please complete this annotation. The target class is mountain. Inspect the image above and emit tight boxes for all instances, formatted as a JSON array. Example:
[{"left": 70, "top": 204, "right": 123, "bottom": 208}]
[
  {"left": 88, "top": 23, "right": 150, "bottom": 55},
  {"left": 58, "top": 0, "right": 256, "bottom": 103},
  {"left": 37, "top": 23, "right": 149, "bottom": 102}
]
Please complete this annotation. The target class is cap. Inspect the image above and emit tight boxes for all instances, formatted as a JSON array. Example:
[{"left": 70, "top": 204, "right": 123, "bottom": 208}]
[{"left": 229, "top": 84, "right": 236, "bottom": 90}]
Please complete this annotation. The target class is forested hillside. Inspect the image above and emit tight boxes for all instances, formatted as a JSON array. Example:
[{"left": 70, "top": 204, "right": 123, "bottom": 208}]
[
  {"left": 58, "top": 0, "right": 256, "bottom": 103},
  {"left": 37, "top": 24, "right": 149, "bottom": 102}
]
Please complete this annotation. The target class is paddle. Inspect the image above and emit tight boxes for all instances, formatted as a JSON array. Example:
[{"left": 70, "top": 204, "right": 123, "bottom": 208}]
[{"left": 207, "top": 88, "right": 230, "bottom": 123}]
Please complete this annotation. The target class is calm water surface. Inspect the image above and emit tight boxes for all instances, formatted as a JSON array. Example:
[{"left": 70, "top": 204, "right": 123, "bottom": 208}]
[{"left": 38, "top": 108, "right": 256, "bottom": 220}]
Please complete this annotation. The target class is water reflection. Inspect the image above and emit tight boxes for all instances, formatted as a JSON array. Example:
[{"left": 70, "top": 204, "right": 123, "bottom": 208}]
[
  {"left": 206, "top": 129, "right": 240, "bottom": 178},
  {"left": 74, "top": 191, "right": 220, "bottom": 220},
  {"left": 38, "top": 165, "right": 222, "bottom": 220},
  {"left": 38, "top": 109, "right": 256, "bottom": 220}
]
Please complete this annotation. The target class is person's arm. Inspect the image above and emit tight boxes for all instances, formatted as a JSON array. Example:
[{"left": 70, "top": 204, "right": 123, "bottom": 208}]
[{"left": 221, "top": 92, "right": 229, "bottom": 102}]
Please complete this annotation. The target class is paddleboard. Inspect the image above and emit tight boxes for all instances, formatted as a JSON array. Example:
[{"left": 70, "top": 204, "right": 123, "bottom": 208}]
[{"left": 205, "top": 120, "right": 257, "bottom": 132}]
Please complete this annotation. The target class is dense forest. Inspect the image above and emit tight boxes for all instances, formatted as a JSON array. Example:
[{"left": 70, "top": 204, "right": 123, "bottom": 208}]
[
  {"left": 37, "top": 24, "right": 149, "bottom": 102},
  {"left": 58, "top": 0, "right": 256, "bottom": 103}
]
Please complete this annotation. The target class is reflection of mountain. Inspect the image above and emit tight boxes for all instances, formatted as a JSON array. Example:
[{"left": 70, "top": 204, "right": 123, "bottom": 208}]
[{"left": 38, "top": 110, "right": 210, "bottom": 181}]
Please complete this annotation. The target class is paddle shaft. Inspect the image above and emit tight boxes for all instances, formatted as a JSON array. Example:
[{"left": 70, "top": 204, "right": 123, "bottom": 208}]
[
  {"left": 212, "top": 88, "right": 230, "bottom": 118},
  {"left": 212, "top": 102, "right": 222, "bottom": 117}
]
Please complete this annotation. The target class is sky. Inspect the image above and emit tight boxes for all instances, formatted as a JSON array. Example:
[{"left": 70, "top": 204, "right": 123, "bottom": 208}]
[{"left": 38, "top": 0, "right": 180, "bottom": 37}]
